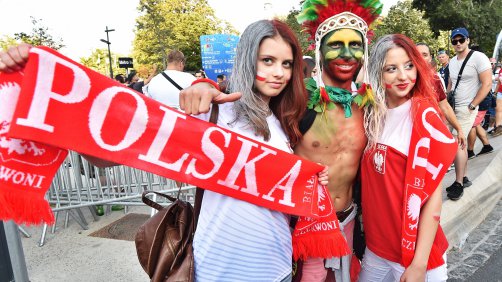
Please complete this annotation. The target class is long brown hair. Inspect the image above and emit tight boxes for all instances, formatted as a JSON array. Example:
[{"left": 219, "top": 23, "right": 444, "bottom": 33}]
[{"left": 268, "top": 20, "right": 307, "bottom": 146}]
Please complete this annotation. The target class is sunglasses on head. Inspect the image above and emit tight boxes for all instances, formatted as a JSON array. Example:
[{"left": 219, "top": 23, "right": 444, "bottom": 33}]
[{"left": 451, "top": 38, "right": 466, "bottom": 45}]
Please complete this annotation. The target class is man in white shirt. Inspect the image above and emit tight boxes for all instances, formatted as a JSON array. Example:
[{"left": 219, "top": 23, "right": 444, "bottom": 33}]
[
  {"left": 446, "top": 27, "right": 492, "bottom": 201},
  {"left": 146, "top": 50, "right": 195, "bottom": 109}
]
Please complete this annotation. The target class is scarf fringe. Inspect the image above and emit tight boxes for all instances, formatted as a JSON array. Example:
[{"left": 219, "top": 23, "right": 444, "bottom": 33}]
[
  {"left": 0, "top": 189, "right": 54, "bottom": 226},
  {"left": 292, "top": 230, "right": 351, "bottom": 261}
]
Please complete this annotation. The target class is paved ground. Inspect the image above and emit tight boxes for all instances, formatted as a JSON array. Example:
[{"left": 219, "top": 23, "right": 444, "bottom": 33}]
[{"left": 447, "top": 199, "right": 502, "bottom": 281}]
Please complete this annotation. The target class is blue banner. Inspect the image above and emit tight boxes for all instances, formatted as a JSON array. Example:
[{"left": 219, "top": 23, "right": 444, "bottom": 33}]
[{"left": 200, "top": 34, "right": 239, "bottom": 82}]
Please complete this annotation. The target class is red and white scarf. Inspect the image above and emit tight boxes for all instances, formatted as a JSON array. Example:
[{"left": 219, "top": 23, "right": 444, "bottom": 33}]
[
  {"left": 402, "top": 99, "right": 457, "bottom": 269},
  {"left": 0, "top": 46, "right": 349, "bottom": 258}
]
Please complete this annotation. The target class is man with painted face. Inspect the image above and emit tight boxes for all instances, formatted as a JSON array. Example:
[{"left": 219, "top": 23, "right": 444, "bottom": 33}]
[{"left": 291, "top": 1, "right": 383, "bottom": 281}]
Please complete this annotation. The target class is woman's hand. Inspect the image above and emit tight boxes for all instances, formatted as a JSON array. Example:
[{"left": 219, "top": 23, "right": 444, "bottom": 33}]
[
  {"left": 0, "top": 43, "right": 32, "bottom": 73},
  {"left": 317, "top": 165, "right": 329, "bottom": 186},
  {"left": 399, "top": 262, "right": 426, "bottom": 282},
  {"left": 179, "top": 82, "right": 241, "bottom": 115}
]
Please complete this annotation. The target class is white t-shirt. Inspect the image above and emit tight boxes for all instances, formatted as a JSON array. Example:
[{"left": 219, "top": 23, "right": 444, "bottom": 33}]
[
  {"left": 380, "top": 99, "right": 412, "bottom": 156},
  {"left": 146, "top": 70, "right": 195, "bottom": 109},
  {"left": 193, "top": 103, "right": 293, "bottom": 282},
  {"left": 448, "top": 51, "right": 491, "bottom": 107}
]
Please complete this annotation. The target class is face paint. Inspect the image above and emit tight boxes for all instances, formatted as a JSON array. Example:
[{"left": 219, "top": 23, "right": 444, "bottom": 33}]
[
  {"left": 320, "top": 29, "right": 364, "bottom": 85},
  {"left": 385, "top": 83, "right": 393, "bottom": 89},
  {"left": 411, "top": 79, "right": 416, "bottom": 83},
  {"left": 256, "top": 71, "right": 266, "bottom": 81},
  {"left": 433, "top": 215, "right": 440, "bottom": 222}
]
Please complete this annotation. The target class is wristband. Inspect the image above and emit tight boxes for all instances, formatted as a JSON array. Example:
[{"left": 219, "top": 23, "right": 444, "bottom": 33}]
[
  {"left": 468, "top": 103, "right": 476, "bottom": 110},
  {"left": 191, "top": 78, "right": 220, "bottom": 91}
]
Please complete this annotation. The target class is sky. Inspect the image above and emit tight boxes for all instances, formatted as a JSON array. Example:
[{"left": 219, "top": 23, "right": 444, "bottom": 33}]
[{"left": 0, "top": 0, "right": 399, "bottom": 61}]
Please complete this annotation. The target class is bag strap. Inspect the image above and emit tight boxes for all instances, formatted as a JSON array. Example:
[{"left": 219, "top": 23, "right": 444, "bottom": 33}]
[
  {"left": 141, "top": 191, "right": 177, "bottom": 211},
  {"left": 193, "top": 104, "right": 219, "bottom": 227},
  {"left": 161, "top": 72, "right": 183, "bottom": 90},
  {"left": 452, "top": 50, "right": 475, "bottom": 93}
]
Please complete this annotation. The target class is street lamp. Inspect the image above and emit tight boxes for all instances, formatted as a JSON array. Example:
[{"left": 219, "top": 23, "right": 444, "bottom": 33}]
[{"left": 100, "top": 26, "right": 115, "bottom": 79}]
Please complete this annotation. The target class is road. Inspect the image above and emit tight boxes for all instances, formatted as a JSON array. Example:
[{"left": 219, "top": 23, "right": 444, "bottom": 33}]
[{"left": 447, "top": 199, "right": 502, "bottom": 281}]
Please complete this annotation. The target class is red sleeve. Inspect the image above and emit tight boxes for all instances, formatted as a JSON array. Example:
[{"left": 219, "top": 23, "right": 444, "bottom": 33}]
[{"left": 433, "top": 75, "right": 446, "bottom": 102}]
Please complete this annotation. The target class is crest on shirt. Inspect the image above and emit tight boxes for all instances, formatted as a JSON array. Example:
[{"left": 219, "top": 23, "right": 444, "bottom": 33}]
[{"left": 373, "top": 144, "right": 387, "bottom": 174}]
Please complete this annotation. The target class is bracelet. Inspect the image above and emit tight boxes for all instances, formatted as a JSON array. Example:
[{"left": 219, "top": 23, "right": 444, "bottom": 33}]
[{"left": 191, "top": 78, "right": 220, "bottom": 91}]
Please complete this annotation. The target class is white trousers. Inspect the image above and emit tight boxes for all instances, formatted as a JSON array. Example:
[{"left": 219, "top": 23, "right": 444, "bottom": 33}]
[{"left": 358, "top": 248, "right": 447, "bottom": 282}]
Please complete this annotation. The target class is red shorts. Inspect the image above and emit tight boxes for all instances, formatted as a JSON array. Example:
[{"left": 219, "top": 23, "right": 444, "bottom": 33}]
[{"left": 472, "top": 110, "right": 487, "bottom": 127}]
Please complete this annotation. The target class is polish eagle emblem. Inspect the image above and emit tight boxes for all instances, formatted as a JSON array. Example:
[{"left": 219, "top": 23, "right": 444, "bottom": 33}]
[
  {"left": 373, "top": 151, "right": 384, "bottom": 173},
  {"left": 407, "top": 193, "right": 421, "bottom": 230}
]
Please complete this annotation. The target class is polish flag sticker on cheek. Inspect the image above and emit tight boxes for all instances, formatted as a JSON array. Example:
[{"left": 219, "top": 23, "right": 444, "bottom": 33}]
[
  {"left": 0, "top": 72, "right": 68, "bottom": 226},
  {"left": 256, "top": 71, "right": 267, "bottom": 81}
]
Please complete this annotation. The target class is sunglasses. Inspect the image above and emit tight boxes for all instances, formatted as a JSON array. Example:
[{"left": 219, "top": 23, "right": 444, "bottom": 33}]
[{"left": 451, "top": 38, "right": 466, "bottom": 45}]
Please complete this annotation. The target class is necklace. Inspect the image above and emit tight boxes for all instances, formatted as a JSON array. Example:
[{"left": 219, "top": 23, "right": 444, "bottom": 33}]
[{"left": 306, "top": 78, "right": 372, "bottom": 118}]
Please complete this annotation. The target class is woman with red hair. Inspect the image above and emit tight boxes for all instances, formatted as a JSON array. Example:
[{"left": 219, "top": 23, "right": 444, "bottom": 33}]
[{"left": 359, "top": 34, "right": 457, "bottom": 281}]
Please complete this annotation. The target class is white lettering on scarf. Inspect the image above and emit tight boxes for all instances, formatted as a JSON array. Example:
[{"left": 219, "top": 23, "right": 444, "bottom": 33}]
[
  {"left": 16, "top": 48, "right": 90, "bottom": 132},
  {"left": 90, "top": 86, "right": 148, "bottom": 151},
  {"left": 217, "top": 137, "right": 276, "bottom": 196},
  {"left": 411, "top": 107, "right": 456, "bottom": 180}
]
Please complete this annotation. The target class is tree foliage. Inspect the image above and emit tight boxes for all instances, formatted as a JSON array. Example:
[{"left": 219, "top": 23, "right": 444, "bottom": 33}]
[
  {"left": 284, "top": 9, "right": 315, "bottom": 58},
  {"left": 14, "top": 17, "right": 64, "bottom": 50},
  {"left": 79, "top": 49, "right": 124, "bottom": 78},
  {"left": 132, "top": 0, "right": 238, "bottom": 72},
  {"left": 373, "top": 0, "right": 435, "bottom": 46},
  {"left": 412, "top": 0, "right": 502, "bottom": 54},
  {"left": 0, "top": 36, "right": 19, "bottom": 51}
]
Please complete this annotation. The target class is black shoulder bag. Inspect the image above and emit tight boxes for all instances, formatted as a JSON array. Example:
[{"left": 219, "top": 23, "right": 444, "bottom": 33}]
[
  {"left": 161, "top": 72, "right": 184, "bottom": 90},
  {"left": 448, "top": 50, "right": 475, "bottom": 111}
]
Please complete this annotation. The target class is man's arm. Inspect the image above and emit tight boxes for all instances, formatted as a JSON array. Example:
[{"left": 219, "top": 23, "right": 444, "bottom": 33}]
[
  {"left": 446, "top": 77, "right": 452, "bottom": 93},
  {"left": 471, "top": 69, "right": 492, "bottom": 107}
]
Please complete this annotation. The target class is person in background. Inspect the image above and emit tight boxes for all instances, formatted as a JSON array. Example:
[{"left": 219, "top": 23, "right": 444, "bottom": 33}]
[
  {"left": 302, "top": 56, "right": 316, "bottom": 79},
  {"left": 216, "top": 73, "right": 229, "bottom": 93},
  {"left": 493, "top": 60, "right": 502, "bottom": 136},
  {"left": 445, "top": 27, "right": 492, "bottom": 201},
  {"left": 194, "top": 69, "right": 206, "bottom": 79},
  {"left": 360, "top": 34, "right": 454, "bottom": 282},
  {"left": 416, "top": 43, "right": 465, "bottom": 150},
  {"left": 146, "top": 50, "right": 195, "bottom": 109},
  {"left": 114, "top": 74, "right": 126, "bottom": 84},
  {"left": 126, "top": 66, "right": 157, "bottom": 95},
  {"left": 438, "top": 50, "right": 450, "bottom": 88}
]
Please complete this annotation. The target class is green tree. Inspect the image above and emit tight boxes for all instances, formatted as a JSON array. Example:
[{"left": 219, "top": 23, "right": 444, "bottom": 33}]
[
  {"left": 0, "top": 35, "right": 19, "bottom": 51},
  {"left": 412, "top": 0, "right": 502, "bottom": 54},
  {"left": 14, "top": 17, "right": 64, "bottom": 50},
  {"left": 284, "top": 8, "right": 315, "bottom": 58},
  {"left": 80, "top": 49, "right": 123, "bottom": 78},
  {"left": 133, "top": 0, "right": 238, "bottom": 72},
  {"left": 373, "top": 0, "right": 435, "bottom": 46}
]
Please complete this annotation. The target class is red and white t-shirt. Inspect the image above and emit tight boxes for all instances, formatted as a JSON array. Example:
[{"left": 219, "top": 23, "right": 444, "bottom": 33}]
[{"left": 361, "top": 99, "right": 448, "bottom": 265}]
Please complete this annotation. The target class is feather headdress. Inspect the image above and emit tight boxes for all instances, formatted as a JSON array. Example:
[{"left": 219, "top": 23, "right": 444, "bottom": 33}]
[{"left": 298, "top": 0, "right": 383, "bottom": 107}]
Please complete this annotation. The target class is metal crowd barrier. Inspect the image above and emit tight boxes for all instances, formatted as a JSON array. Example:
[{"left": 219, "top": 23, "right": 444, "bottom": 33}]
[{"left": 32, "top": 151, "right": 196, "bottom": 246}]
